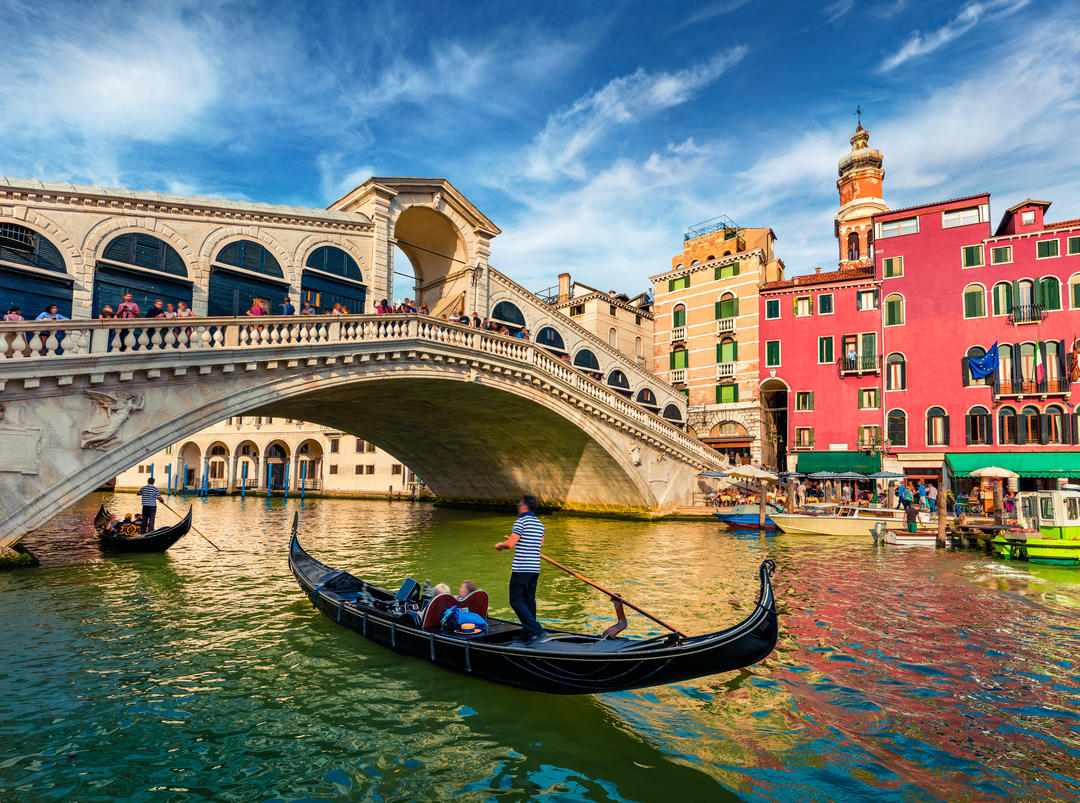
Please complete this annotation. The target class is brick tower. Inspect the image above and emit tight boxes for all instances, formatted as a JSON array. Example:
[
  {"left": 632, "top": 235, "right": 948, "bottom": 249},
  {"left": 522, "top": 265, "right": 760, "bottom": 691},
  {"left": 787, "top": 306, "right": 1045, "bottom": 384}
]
[{"left": 835, "top": 123, "right": 887, "bottom": 268}]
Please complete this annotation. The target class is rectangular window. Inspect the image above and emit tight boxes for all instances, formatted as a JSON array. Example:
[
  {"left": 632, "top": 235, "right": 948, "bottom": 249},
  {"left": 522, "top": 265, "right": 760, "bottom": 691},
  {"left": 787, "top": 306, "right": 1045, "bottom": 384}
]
[
  {"left": 366, "top": 442, "right": 376, "bottom": 453},
  {"left": 717, "top": 340, "right": 737, "bottom": 363},
  {"left": 354, "top": 465, "right": 363, "bottom": 475},
  {"left": 859, "top": 425, "right": 882, "bottom": 447},
  {"left": 671, "top": 349, "right": 688, "bottom": 370},
  {"left": 794, "top": 296, "right": 812, "bottom": 317},
  {"left": 609, "top": 304, "right": 617, "bottom": 316},
  {"left": 570, "top": 304, "right": 584, "bottom": 316},
  {"left": 794, "top": 427, "right": 814, "bottom": 448},
  {"left": 330, "top": 438, "right": 339, "bottom": 454},
  {"left": 1068, "top": 236, "right": 1080, "bottom": 256},
  {"left": 366, "top": 465, "right": 375, "bottom": 475},
  {"left": 858, "top": 388, "right": 880, "bottom": 409},
  {"left": 765, "top": 340, "right": 781, "bottom": 367},
  {"left": 882, "top": 256, "right": 903, "bottom": 277},
  {"left": 329, "top": 464, "right": 338, "bottom": 475},
  {"left": 668, "top": 275, "right": 690, "bottom": 292},
  {"left": 962, "top": 245, "right": 983, "bottom": 267},
  {"left": 716, "top": 262, "right": 740, "bottom": 279},
  {"left": 818, "top": 294, "right": 833, "bottom": 314},
  {"left": 858, "top": 289, "right": 878, "bottom": 310},
  {"left": 991, "top": 245, "right": 1012, "bottom": 264},
  {"left": 795, "top": 391, "right": 814, "bottom": 411},
  {"left": 1021, "top": 210, "right": 1036, "bottom": 225},
  {"left": 392, "top": 464, "right": 403, "bottom": 475},
  {"left": 1037, "top": 239, "right": 1060, "bottom": 259},
  {"left": 356, "top": 438, "right": 365, "bottom": 452},
  {"left": 878, "top": 216, "right": 919, "bottom": 238},
  {"left": 942, "top": 206, "right": 984, "bottom": 228},
  {"left": 885, "top": 296, "right": 903, "bottom": 326},
  {"left": 818, "top": 336, "right": 834, "bottom": 364},
  {"left": 765, "top": 299, "right": 780, "bottom": 319},
  {"left": 717, "top": 383, "right": 739, "bottom": 404}
]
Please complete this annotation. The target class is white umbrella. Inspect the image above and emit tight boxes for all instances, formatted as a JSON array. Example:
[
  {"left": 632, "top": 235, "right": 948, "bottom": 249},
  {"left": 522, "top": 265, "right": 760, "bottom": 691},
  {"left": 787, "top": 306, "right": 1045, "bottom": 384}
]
[
  {"left": 725, "top": 464, "right": 779, "bottom": 481},
  {"left": 969, "top": 466, "right": 1019, "bottom": 479}
]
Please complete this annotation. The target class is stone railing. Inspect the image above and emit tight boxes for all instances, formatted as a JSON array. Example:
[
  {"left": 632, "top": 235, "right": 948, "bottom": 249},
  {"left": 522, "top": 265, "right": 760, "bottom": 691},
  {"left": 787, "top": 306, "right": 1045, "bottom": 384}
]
[{"left": 0, "top": 314, "right": 723, "bottom": 468}]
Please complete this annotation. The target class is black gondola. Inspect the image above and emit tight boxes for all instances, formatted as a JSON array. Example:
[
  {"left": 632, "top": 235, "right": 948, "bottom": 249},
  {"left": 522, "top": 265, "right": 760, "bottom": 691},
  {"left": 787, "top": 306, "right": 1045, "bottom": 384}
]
[
  {"left": 288, "top": 519, "right": 779, "bottom": 694},
  {"left": 94, "top": 504, "right": 193, "bottom": 552}
]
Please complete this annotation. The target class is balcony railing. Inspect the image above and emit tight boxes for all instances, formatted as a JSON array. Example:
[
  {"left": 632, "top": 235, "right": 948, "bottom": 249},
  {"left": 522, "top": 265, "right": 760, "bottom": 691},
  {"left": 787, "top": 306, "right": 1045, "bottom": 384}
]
[
  {"left": 716, "top": 317, "right": 736, "bottom": 335},
  {"left": 716, "top": 362, "right": 736, "bottom": 380},
  {"left": 1009, "top": 304, "right": 1046, "bottom": 325},
  {"left": 838, "top": 353, "right": 881, "bottom": 375},
  {"left": 671, "top": 326, "right": 686, "bottom": 342},
  {"left": 671, "top": 368, "right": 687, "bottom": 384},
  {"left": 993, "top": 377, "right": 1071, "bottom": 398}
]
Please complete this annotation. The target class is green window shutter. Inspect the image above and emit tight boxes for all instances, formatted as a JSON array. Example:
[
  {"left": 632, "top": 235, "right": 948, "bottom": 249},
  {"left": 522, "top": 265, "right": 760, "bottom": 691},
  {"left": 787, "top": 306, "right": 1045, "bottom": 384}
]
[
  {"left": 1034, "top": 278, "right": 1044, "bottom": 307},
  {"left": 858, "top": 392, "right": 865, "bottom": 410},
  {"left": 1011, "top": 280, "right": 1020, "bottom": 312},
  {"left": 732, "top": 341, "right": 738, "bottom": 361},
  {"left": 716, "top": 343, "right": 721, "bottom": 363},
  {"left": 733, "top": 297, "right": 739, "bottom": 316},
  {"left": 732, "top": 384, "right": 739, "bottom": 403},
  {"left": 1073, "top": 281, "right": 1080, "bottom": 309},
  {"left": 669, "top": 351, "right": 675, "bottom": 370},
  {"left": 793, "top": 298, "right": 797, "bottom": 314},
  {"left": 715, "top": 385, "right": 722, "bottom": 404},
  {"left": 733, "top": 262, "right": 740, "bottom": 276},
  {"left": 714, "top": 301, "right": 720, "bottom": 319},
  {"left": 1046, "top": 279, "right": 1061, "bottom": 310},
  {"left": 809, "top": 391, "right": 814, "bottom": 410},
  {"left": 964, "top": 291, "right": 977, "bottom": 318},
  {"left": 673, "top": 308, "right": 685, "bottom": 327},
  {"left": 714, "top": 266, "right": 721, "bottom": 281},
  {"left": 668, "top": 279, "right": 674, "bottom": 293}
]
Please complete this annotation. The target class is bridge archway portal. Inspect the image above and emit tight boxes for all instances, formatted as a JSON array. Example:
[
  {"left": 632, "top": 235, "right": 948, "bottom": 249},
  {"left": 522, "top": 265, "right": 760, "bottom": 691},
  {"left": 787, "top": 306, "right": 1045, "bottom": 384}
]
[{"left": 393, "top": 206, "right": 470, "bottom": 316}]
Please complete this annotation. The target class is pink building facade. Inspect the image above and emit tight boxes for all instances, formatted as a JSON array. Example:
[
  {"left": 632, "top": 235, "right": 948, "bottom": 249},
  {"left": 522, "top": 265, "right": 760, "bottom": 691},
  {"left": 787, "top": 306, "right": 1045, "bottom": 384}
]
[{"left": 760, "top": 192, "right": 1080, "bottom": 491}]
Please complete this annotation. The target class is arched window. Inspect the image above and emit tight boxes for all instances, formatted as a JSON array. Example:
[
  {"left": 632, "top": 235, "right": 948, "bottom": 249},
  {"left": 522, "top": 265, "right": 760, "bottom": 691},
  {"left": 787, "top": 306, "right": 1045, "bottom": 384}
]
[
  {"left": 634, "top": 336, "right": 643, "bottom": 359},
  {"left": 95, "top": 232, "right": 192, "bottom": 318},
  {"left": 847, "top": 231, "right": 860, "bottom": 261},
  {"left": 661, "top": 403, "right": 683, "bottom": 424},
  {"left": 1017, "top": 279, "right": 1035, "bottom": 307},
  {"left": 886, "top": 353, "right": 906, "bottom": 390},
  {"left": 209, "top": 444, "right": 228, "bottom": 457},
  {"left": 1020, "top": 343, "right": 1037, "bottom": 385},
  {"left": 998, "top": 344, "right": 1013, "bottom": 391},
  {"left": 963, "top": 346, "right": 987, "bottom": 387},
  {"left": 1070, "top": 273, "right": 1080, "bottom": 310},
  {"left": 672, "top": 303, "right": 686, "bottom": 328},
  {"left": 535, "top": 326, "right": 566, "bottom": 353},
  {"left": 717, "top": 292, "right": 738, "bottom": 319},
  {"left": 887, "top": 409, "right": 907, "bottom": 447},
  {"left": 1041, "top": 276, "right": 1062, "bottom": 311},
  {"left": 711, "top": 421, "right": 749, "bottom": 438},
  {"left": 670, "top": 345, "right": 688, "bottom": 371},
  {"left": 216, "top": 240, "right": 282, "bottom": 276},
  {"left": 573, "top": 348, "right": 600, "bottom": 371},
  {"left": 302, "top": 246, "right": 365, "bottom": 314},
  {"left": 866, "top": 229, "right": 874, "bottom": 258},
  {"left": 717, "top": 337, "right": 737, "bottom": 363},
  {"left": 0, "top": 222, "right": 73, "bottom": 317},
  {"left": 608, "top": 327, "right": 617, "bottom": 348},
  {"left": 966, "top": 406, "right": 992, "bottom": 445},
  {"left": 927, "top": 407, "right": 949, "bottom": 446},
  {"left": 607, "top": 370, "right": 631, "bottom": 396},
  {"left": 1020, "top": 405, "right": 1040, "bottom": 444},
  {"left": 992, "top": 282, "right": 1012, "bottom": 316},
  {"left": 492, "top": 301, "right": 526, "bottom": 332},
  {"left": 1045, "top": 341, "right": 1062, "bottom": 384},
  {"left": 963, "top": 284, "right": 986, "bottom": 318},
  {"left": 1046, "top": 404, "right": 1066, "bottom": 444},
  {"left": 636, "top": 388, "right": 658, "bottom": 409},
  {"left": 998, "top": 406, "right": 1018, "bottom": 444},
  {"left": 884, "top": 293, "right": 904, "bottom": 326},
  {"left": 209, "top": 239, "right": 289, "bottom": 316}
]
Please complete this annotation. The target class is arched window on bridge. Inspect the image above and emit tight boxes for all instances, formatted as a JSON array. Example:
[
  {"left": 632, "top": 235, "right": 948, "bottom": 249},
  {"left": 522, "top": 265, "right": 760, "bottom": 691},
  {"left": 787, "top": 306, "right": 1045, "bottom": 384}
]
[
  {"left": 636, "top": 387, "right": 659, "bottom": 411},
  {"left": 303, "top": 246, "right": 366, "bottom": 314},
  {"left": 296, "top": 439, "right": 323, "bottom": 490},
  {"left": 492, "top": 301, "right": 526, "bottom": 334},
  {"left": 95, "top": 233, "right": 192, "bottom": 318},
  {"left": 207, "top": 443, "right": 229, "bottom": 488},
  {"left": 208, "top": 240, "right": 289, "bottom": 317},
  {"left": 176, "top": 441, "right": 202, "bottom": 490},
  {"left": 535, "top": 326, "right": 566, "bottom": 354},
  {"left": 607, "top": 369, "right": 632, "bottom": 397},
  {"left": 573, "top": 348, "right": 601, "bottom": 379},
  {"left": 0, "top": 222, "right": 73, "bottom": 318},
  {"left": 661, "top": 403, "right": 684, "bottom": 426},
  {"left": 265, "top": 441, "right": 290, "bottom": 491}
]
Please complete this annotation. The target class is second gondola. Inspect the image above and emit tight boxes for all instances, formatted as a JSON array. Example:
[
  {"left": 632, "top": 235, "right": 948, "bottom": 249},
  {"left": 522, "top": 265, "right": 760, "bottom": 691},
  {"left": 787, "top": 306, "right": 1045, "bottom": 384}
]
[{"left": 94, "top": 504, "right": 193, "bottom": 552}]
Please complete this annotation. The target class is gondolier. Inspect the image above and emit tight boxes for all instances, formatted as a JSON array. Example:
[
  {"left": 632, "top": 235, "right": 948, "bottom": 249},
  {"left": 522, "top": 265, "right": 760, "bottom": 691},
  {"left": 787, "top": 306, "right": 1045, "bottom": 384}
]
[
  {"left": 138, "top": 477, "right": 163, "bottom": 533},
  {"left": 495, "top": 494, "right": 546, "bottom": 641}
]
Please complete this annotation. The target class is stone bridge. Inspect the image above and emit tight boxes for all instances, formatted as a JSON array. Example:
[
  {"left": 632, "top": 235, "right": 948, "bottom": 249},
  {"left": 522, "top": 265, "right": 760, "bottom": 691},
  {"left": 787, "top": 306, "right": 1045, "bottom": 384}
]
[{"left": 0, "top": 314, "right": 724, "bottom": 546}]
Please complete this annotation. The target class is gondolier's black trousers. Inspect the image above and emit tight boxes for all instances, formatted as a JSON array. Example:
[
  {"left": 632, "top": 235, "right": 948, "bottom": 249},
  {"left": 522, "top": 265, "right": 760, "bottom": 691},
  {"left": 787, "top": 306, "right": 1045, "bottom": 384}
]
[
  {"left": 509, "top": 571, "right": 544, "bottom": 638},
  {"left": 141, "top": 505, "right": 156, "bottom": 534}
]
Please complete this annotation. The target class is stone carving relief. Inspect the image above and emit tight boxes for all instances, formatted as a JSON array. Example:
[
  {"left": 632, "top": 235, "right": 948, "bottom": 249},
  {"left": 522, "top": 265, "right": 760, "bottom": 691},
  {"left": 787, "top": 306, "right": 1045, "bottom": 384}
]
[
  {"left": 629, "top": 445, "right": 641, "bottom": 466},
  {"left": 80, "top": 391, "right": 144, "bottom": 450}
]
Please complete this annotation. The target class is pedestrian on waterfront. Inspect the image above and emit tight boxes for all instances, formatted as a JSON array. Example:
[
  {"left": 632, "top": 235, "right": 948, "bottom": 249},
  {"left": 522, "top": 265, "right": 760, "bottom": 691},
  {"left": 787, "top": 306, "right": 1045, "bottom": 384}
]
[
  {"left": 494, "top": 494, "right": 546, "bottom": 642},
  {"left": 841, "top": 483, "right": 853, "bottom": 504},
  {"left": 138, "top": 477, "right": 163, "bottom": 534},
  {"left": 916, "top": 480, "right": 928, "bottom": 509},
  {"left": 280, "top": 297, "right": 295, "bottom": 315},
  {"left": 145, "top": 299, "right": 166, "bottom": 318},
  {"left": 898, "top": 482, "right": 913, "bottom": 510},
  {"left": 796, "top": 479, "right": 806, "bottom": 508},
  {"left": 3, "top": 305, "right": 23, "bottom": 321},
  {"left": 927, "top": 483, "right": 938, "bottom": 515},
  {"left": 904, "top": 502, "right": 921, "bottom": 534},
  {"left": 36, "top": 304, "right": 67, "bottom": 320},
  {"left": 116, "top": 293, "right": 140, "bottom": 318}
]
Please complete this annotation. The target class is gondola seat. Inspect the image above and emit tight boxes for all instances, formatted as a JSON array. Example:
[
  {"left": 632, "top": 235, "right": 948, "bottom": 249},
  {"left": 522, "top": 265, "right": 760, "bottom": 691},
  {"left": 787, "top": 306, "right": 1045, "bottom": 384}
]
[
  {"left": 395, "top": 577, "right": 422, "bottom": 603},
  {"left": 458, "top": 590, "right": 489, "bottom": 620},
  {"left": 419, "top": 590, "right": 489, "bottom": 631}
]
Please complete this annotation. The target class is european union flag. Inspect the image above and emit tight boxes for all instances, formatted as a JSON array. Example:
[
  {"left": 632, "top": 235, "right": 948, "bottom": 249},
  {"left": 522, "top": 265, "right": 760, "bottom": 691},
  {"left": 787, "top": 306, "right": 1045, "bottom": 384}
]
[{"left": 969, "top": 342, "right": 999, "bottom": 379}]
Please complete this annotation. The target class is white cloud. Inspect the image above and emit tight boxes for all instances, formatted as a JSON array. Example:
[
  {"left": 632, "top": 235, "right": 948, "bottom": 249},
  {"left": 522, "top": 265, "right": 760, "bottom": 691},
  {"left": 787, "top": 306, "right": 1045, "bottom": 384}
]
[
  {"left": 879, "top": 0, "right": 1031, "bottom": 72},
  {"left": 521, "top": 49, "right": 747, "bottom": 181},
  {"left": 823, "top": 0, "right": 855, "bottom": 24}
]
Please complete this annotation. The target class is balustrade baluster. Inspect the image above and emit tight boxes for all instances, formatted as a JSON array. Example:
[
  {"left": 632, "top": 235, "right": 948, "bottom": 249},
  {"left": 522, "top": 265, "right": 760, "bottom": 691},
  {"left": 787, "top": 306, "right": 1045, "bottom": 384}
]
[
  {"left": 213, "top": 327, "right": 225, "bottom": 348},
  {"left": 149, "top": 328, "right": 163, "bottom": 350},
  {"left": 122, "top": 329, "right": 137, "bottom": 351},
  {"left": 164, "top": 328, "right": 176, "bottom": 349},
  {"left": 43, "top": 331, "right": 59, "bottom": 356}
]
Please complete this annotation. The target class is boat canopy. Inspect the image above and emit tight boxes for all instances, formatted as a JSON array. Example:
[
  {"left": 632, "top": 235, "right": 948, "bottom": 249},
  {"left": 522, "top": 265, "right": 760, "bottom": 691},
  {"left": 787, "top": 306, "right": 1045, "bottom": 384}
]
[
  {"left": 947, "top": 452, "right": 1080, "bottom": 479},
  {"left": 796, "top": 451, "right": 881, "bottom": 474}
]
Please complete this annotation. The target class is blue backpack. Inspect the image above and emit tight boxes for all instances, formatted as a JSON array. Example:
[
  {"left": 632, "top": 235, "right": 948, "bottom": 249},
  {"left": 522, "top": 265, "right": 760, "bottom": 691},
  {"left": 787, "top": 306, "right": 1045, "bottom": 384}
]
[{"left": 441, "top": 606, "right": 488, "bottom": 636}]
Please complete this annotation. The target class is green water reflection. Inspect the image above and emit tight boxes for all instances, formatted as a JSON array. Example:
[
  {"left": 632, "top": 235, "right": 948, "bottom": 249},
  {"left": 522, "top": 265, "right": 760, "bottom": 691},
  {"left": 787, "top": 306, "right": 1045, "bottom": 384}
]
[{"left": 2, "top": 495, "right": 1080, "bottom": 801}]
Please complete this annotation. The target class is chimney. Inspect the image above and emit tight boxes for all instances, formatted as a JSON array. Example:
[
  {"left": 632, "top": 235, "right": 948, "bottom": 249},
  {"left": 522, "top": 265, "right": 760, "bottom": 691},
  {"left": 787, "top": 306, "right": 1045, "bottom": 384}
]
[
  {"left": 558, "top": 272, "right": 571, "bottom": 303},
  {"left": 815, "top": 266, "right": 822, "bottom": 274}
]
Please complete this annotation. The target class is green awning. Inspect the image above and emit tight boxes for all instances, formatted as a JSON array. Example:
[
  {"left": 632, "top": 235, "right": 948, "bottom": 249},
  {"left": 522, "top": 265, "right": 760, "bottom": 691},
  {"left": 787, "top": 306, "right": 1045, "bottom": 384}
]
[
  {"left": 796, "top": 451, "right": 882, "bottom": 474},
  {"left": 946, "top": 452, "right": 1080, "bottom": 478}
]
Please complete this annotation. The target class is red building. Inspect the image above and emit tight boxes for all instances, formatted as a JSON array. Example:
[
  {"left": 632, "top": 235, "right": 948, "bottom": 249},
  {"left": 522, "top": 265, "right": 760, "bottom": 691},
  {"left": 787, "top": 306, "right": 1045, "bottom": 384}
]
[{"left": 760, "top": 128, "right": 1080, "bottom": 491}]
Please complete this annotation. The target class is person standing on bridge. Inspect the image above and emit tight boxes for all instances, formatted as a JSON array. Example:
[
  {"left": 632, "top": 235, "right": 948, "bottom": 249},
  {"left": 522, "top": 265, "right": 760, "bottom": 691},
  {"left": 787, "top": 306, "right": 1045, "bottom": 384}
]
[
  {"left": 138, "top": 477, "right": 163, "bottom": 534},
  {"left": 280, "top": 297, "right": 295, "bottom": 315},
  {"left": 494, "top": 495, "right": 546, "bottom": 642}
]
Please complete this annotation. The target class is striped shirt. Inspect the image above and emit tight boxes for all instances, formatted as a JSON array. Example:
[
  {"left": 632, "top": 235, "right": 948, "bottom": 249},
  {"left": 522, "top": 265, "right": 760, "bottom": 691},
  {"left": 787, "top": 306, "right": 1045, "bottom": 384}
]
[
  {"left": 139, "top": 485, "right": 162, "bottom": 507},
  {"left": 510, "top": 512, "right": 544, "bottom": 573}
]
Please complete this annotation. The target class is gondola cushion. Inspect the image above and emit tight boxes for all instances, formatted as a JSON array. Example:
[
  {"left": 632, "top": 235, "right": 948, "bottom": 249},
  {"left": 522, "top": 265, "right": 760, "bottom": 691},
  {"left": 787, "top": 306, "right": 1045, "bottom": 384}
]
[{"left": 441, "top": 607, "right": 488, "bottom": 636}]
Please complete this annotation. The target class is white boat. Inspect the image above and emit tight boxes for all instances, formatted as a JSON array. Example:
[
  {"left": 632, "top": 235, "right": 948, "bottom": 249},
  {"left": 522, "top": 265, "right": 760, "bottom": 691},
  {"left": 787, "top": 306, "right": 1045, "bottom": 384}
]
[
  {"left": 882, "top": 528, "right": 937, "bottom": 546},
  {"left": 771, "top": 505, "right": 934, "bottom": 536}
]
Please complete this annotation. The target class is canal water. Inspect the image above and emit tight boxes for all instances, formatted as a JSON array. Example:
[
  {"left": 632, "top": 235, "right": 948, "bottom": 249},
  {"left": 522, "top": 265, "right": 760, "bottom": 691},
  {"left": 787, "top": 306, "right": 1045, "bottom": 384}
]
[{"left": 2, "top": 495, "right": 1079, "bottom": 802}]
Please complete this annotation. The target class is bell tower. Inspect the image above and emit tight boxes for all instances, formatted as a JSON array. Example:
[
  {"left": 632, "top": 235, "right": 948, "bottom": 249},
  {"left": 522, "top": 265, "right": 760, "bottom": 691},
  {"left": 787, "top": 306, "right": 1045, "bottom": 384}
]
[{"left": 835, "top": 121, "right": 887, "bottom": 268}]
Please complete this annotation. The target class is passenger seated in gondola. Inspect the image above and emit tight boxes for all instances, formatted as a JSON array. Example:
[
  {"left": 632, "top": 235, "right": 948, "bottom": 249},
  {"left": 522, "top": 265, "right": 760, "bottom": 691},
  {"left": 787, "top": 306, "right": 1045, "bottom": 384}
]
[
  {"left": 432, "top": 583, "right": 451, "bottom": 597},
  {"left": 458, "top": 580, "right": 476, "bottom": 599},
  {"left": 101, "top": 514, "right": 119, "bottom": 536},
  {"left": 117, "top": 514, "right": 139, "bottom": 537}
]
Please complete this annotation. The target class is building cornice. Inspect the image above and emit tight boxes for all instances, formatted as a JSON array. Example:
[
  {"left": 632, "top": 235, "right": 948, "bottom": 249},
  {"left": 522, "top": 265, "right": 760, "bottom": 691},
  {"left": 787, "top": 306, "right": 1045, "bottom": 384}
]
[
  {"left": 650, "top": 249, "right": 765, "bottom": 283},
  {"left": 553, "top": 291, "right": 655, "bottom": 319}
]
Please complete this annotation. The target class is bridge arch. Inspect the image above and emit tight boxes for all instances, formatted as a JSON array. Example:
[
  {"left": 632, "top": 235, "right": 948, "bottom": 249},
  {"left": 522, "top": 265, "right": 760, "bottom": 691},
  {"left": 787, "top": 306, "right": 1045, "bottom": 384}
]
[
  {"left": 198, "top": 227, "right": 294, "bottom": 284},
  {"left": 264, "top": 439, "right": 291, "bottom": 490},
  {"left": 84, "top": 218, "right": 199, "bottom": 282},
  {"left": 175, "top": 440, "right": 203, "bottom": 489},
  {"left": 300, "top": 245, "right": 367, "bottom": 314},
  {"left": 662, "top": 403, "right": 684, "bottom": 425},
  {"left": 294, "top": 439, "right": 323, "bottom": 489},
  {"left": 392, "top": 204, "right": 472, "bottom": 315},
  {"left": 234, "top": 440, "right": 260, "bottom": 487}
]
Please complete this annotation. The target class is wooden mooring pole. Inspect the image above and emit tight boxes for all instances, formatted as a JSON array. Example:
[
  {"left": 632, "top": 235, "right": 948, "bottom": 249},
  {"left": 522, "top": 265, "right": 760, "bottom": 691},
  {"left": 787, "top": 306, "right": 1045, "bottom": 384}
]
[{"left": 937, "top": 489, "right": 948, "bottom": 548}]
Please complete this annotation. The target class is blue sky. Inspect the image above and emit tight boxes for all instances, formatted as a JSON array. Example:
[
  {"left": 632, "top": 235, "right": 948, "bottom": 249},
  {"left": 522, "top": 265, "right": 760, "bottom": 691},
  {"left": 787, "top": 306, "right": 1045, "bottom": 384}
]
[{"left": 2, "top": 0, "right": 1078, "bottom": 293}]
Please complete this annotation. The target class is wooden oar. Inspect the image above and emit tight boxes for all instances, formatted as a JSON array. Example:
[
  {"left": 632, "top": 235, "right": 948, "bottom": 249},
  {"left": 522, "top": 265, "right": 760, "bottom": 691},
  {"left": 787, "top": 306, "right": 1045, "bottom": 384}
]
[
  {"left": 161, "top": 500, "right": 221, "bottom": 551},
  {"left": 540, "top": 553, "right": 687, "bottom": 639}
]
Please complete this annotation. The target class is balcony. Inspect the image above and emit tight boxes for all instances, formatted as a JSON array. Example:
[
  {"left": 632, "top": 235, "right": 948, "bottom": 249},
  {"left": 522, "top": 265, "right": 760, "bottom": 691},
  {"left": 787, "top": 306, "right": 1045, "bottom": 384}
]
[
  {"left": 1009, "top": 304, "right": 1046, "bottom": 325},
  {"left": 838, "top": 353, "right": 881, "bottom": 376},
  {"left": 670, "top": 368, "right": 687, "bottom": 384},
  {"left": 716, "top": 362, "right": 736, "bottom": 380},
  {"left": 671, "top": 326, "right": 686, "bottom": 342},
  {"left": 993, "top": 377, "right": 1071, "bottom": 399},
  {"left": 716, "top": 317, "right": 736, "bottom": 335}
]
